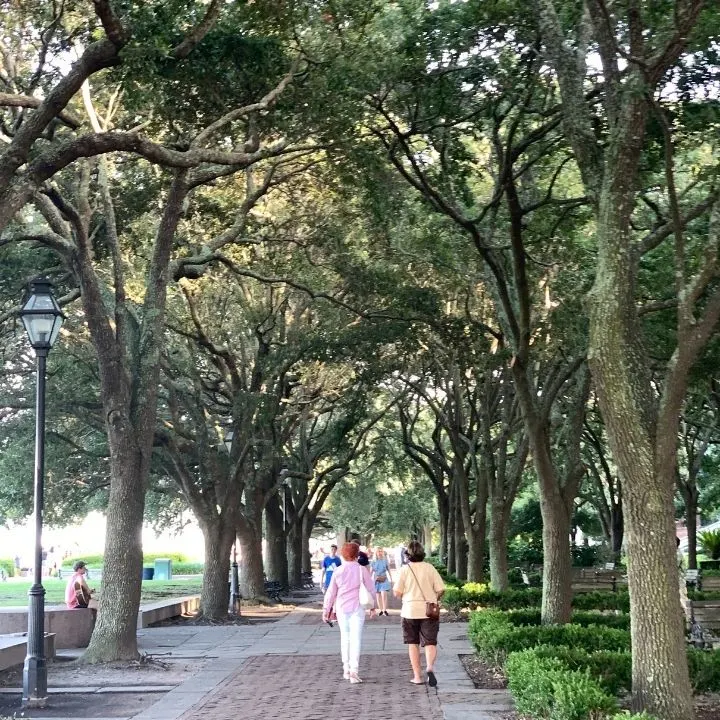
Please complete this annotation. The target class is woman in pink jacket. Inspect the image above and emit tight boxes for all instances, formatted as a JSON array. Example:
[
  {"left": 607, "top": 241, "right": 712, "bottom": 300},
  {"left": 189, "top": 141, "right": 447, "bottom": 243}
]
[{"left": 322, "top": 541, "right": 377, "bottom": 683}]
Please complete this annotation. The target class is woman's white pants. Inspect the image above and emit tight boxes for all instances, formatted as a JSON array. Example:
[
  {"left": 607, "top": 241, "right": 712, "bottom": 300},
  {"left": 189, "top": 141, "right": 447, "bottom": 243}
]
[{"left": 336, "top": 606, "right": 365, "bottom": 672}]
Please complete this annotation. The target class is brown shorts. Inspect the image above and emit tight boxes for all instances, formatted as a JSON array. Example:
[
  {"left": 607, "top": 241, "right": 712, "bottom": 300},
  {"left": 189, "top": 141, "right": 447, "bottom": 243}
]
[{"left": 402, "top": 617, "right": 439, "bottom": 646}]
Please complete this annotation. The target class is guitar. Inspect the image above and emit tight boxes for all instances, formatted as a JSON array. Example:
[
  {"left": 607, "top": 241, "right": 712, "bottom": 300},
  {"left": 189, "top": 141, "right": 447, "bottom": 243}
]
[{"left": 74, "top": 579, "right": 93, "bottom": 606}]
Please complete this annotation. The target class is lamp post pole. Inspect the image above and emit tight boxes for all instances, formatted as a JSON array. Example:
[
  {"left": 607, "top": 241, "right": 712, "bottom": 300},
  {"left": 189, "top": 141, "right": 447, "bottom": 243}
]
[
  {"left": 230, "top": 541, "right": 240, "bottom": 616},
  {"left": 24, "top": 346, "right": 48, "bottom": 706},
  {"left": 19, "top": 277, "right": 64, "bottom": 708}
]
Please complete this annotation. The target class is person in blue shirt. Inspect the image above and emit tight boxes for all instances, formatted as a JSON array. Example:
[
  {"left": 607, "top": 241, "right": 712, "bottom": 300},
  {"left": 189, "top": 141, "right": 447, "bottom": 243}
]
[{"left": 321, "top": 545, "right": 342, "bottom": 592}]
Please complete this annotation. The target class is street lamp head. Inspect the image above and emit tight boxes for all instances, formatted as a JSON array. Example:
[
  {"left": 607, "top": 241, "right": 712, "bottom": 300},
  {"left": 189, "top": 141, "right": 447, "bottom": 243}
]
[{"left": 20, "top": 278, "right": 64, "bottom": 352}]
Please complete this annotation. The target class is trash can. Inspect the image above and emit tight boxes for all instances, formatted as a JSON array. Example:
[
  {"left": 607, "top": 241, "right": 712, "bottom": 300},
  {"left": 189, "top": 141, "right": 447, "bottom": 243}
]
[
  {"left": 142, "top": 567, "right": 154, "bottom": 580},
  {"left": 154, "top": 558, "right": 172, "bottom": 581}
]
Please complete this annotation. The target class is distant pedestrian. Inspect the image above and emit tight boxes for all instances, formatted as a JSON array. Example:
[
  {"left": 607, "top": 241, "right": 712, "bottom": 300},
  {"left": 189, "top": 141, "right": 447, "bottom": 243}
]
[
  {"left": 322, "top": 542, "right": 377, "bottom": 683},
  {"left": 321, "top": 545, "right": 341, "bottom": 592},
  {"left": 371, "top": 547, "right": 392, "bottom": 616},
  {"left": 394, "top": 540, "right": 445, "bottom": 687}
]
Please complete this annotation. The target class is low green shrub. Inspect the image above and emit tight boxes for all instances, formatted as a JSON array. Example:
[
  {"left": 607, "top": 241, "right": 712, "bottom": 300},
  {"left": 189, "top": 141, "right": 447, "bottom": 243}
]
[
  {"left": 468, "top": 610, "right": 631, "bottom": 664},
  {"left": 528, "top": 645, "right": 632, "bottom": 696},
  {"left": 499, "top": 608, "right": 630, "bottom": 631},
  {"left": 506, "top": 648, "right": 617, "bottom": 720},
  {"left": 687, "top": 647, "right": 720, "bottom": 692},
  {"left": 441, "top": 587, "right": 543, "bottom": 613},
  {"left": 64, "top": 554, "right": 104, "bottom": 568},
  {"left": 172, "top": 562, "right": 204, "bottom": 574},
  {"left": 0, "top": 558, "right": 15, "bottom": 576},
  {"left": 572, "top": 591, "right": 630, "bottom": 613},
  {"left": 142, "top": 553, "right": 190, "bottom": 563},
  {"left": 610, "top": 714, "right": 659, "bottom": 720}
]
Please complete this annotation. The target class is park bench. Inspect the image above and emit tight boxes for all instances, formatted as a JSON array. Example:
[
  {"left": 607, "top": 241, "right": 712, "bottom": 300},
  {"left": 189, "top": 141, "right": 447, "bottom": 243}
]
[
  {"left": 571, "top": 567, "right": 627, "bottom": 593},
  {"left": 0, "top": 633, "right": 56, "bottom": 671},
  {"left": 688, "top": 600, "right": 720, "bottom": 649},
  {"left": 264, "top": 580, "right": 284, "bottom": 603},
  {"left": 699, "top": 575, "right": 720, "bottom": 591},
  {"left": 0, "top": 606, "right": 94, "bottom": 649}
]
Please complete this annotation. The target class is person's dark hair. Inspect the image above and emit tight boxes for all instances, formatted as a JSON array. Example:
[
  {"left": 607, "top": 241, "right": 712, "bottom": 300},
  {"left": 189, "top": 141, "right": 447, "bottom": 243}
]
[
  {"left": 358, "top": 551, "right": 369, "bottom": 566},
  {"left": 73, "top": 560, "right": 87, "bottom": 571},
  {"left": 406, "top": 541, "right": 425, "bottom": 562},
  {"left": 330, "top": 544, "right": 337, "bottom": 551}
]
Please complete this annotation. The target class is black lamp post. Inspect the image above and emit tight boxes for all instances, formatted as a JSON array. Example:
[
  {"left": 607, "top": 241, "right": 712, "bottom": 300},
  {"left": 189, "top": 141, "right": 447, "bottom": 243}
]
[
  {"left": 19, "top": 277, "right": 64, "bottom": 708},
  {"left": 223, "top": 427, "right": 240, "bottom": 615}
]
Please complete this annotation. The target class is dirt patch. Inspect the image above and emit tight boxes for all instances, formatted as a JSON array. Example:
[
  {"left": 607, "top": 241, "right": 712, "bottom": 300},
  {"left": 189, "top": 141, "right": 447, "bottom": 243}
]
[
  {"left": 0, "top": 654, "right": 207, "bottom": 689},
  {"left": 458, "top": 654, "right": 508, "bottom": 690},
  {"left": 0, "top": 691, "right": 155, "bottom": 718}
]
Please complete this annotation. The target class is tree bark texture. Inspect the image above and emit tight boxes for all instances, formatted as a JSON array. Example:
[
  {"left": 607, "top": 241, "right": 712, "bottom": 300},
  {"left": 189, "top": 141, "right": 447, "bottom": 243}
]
[
  {"left": 287, "top": 523, "right": 303, "bottom": 588},
  {"left": 198, "top": 522, "right": 233, "bottom": 619},
  {"left": 264, "top": 496, "right": 287, "bottom": 586},
  {"left": 453, "top": 496, "right": 468, "bottom": 581},
  {"left": 238, "top": 492, "right": 266, "bottom": 599},
  {"left": 588, "top": 175, "right": 693, "bottom": 719},
  {"left": 83, "top": 442, "right": 144, "bottom": 661},
  {"left": 489, "top": 501, "right": 510, "bottom": 592}
]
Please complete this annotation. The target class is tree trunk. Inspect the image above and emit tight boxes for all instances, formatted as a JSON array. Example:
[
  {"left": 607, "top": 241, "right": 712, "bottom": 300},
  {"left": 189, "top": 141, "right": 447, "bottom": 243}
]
[
  {"left": 540, "top": 495, "right": 573, "bottom": 624},
  {"left": 198, "top": 522, "right": 233, "bottom": 619},
  {"left": 438, "top": 495, "right": 448, "bottom": 566},
  {"left": 589, "top": 210, "right": 693, "bottom": 718},
  {"left": 287, "top": 523, "right": 302, "bottom": 588},
  {"left": 238, "top": 490, "right": 265, "bottom": 599},
  {"left": 424, "top": 524, "right": 434, "bottom": 556},
  {"left": 264, "top": 496, "right": 287, "bottom": 586},
  {"left": 447, "top": 484, "right": 456, "bottom": 576},
  {"left": 489, "top": 501, "right": 510, "bottom": 591},
  {"left": 611, "top": 500, "right": 624, "bottom": 563},
  {"left": 84, "top": 444, "right": 145, "bottom": 662},
  {"left": 512, "top": 365, "right": 577, "bottom": 625},
  {"left": 454, "top": 499, "right": 468, "bottom": 581},
  {"left": 301, "top": 514, "right": 312, "bottom": 574}
]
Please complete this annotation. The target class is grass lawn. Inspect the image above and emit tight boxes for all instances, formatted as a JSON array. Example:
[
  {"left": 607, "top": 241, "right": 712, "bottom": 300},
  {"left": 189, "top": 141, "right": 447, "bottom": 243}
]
[{"left": 0, "top": 577, "right": 203, "bottom": 608}]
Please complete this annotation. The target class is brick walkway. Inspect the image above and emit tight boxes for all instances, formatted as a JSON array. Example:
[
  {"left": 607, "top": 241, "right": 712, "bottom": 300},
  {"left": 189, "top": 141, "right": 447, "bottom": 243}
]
[{"left": 179, "top": 654, "right": 443, "bottom": 720}]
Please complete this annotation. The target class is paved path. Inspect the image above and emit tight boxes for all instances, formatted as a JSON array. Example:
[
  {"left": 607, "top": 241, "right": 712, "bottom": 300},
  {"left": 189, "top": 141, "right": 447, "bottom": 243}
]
[{"left": 9, "top": 595, "right": 514, "bottom": 720}]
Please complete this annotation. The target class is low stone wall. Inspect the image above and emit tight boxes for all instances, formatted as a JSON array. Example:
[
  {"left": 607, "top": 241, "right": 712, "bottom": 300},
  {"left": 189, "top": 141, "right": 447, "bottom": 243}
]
[
  {"left": 136, "top": 595, "right": 201, "bottom": 629},
  {"left": 0, "top": 633, "right": 56, "bottom": 671},
  {"left": 0, "top": 607, "right": 94, "bottom": 649}
]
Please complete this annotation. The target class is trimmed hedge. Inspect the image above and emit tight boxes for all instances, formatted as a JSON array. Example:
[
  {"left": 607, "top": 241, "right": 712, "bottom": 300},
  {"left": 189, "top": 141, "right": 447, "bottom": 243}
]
[
  {"left": 506, "top": 649, "right": 617, "bottom": 720},
  {"left": 468, "top": 610, "right": 631, "bottom": 665},
  {"left": 0, "top": 557, "right": 15, "bottom": 576},
  {"left": 443, "top": 587, "right": 631, "bottom": 614},
  {"left": 498, "top": 608, "right": 631, "bottom": 631}
]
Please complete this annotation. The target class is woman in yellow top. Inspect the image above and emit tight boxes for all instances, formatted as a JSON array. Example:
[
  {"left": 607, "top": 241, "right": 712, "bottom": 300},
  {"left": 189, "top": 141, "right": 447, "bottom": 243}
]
[{"left": 393, "top": 540, "right": 445, "bottom": 686}]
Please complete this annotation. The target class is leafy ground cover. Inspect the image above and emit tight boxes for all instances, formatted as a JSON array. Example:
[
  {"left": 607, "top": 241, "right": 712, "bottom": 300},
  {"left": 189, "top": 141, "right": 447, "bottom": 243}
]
[{"left": 0, "top": 577, "right": 203, "bottom": 607}]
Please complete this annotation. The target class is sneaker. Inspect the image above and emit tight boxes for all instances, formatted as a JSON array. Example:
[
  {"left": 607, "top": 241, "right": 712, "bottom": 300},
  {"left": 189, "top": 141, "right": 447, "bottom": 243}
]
[
  {"left": 343, "top": 671, "right": 350, "bottom": 680},
  {"left": 349, "top": 672, "right": 363, "bottom": 684}
]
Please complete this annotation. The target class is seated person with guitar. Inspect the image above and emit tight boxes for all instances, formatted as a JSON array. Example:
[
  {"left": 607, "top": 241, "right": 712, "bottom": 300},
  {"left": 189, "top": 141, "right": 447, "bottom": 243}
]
[{"left": 65, "top": 560, "right": 95, "bottom": 609}]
